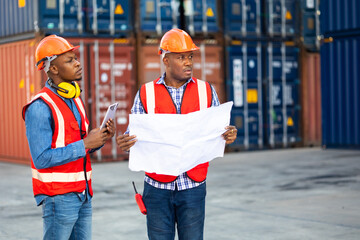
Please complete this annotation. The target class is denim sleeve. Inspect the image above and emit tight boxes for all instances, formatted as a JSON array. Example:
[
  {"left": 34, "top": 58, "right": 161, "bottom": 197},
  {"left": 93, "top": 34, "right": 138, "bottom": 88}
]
[{"left": 24, "top": 99, "right": 87, "bottom": 169}]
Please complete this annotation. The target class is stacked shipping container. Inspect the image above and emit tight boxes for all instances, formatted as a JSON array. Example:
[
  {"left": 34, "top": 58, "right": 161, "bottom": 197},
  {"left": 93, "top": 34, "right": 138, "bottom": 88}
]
[
  {"left": 0, "top": 0, "right": 136, "bottom": 163},
  {"left": 224, "top": 0, "right": 304, "bottom": 150},
  {"left": 0, "top": 0, "right": 329, "bottom": 164}
]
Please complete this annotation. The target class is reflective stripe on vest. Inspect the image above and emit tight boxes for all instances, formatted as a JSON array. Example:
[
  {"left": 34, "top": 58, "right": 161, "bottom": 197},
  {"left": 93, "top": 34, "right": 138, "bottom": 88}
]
[
  {"left": 144, "top": 79, "right": 208, "bottom": 113},
  {"left": 34, "top": 92, "right": 66, "bottom": 148},
  {"left": 74, "top": 97, "right": 89, "bottom": 133},
  {"left": 32, "top": 169, "right": 92, "bottom": 182}
]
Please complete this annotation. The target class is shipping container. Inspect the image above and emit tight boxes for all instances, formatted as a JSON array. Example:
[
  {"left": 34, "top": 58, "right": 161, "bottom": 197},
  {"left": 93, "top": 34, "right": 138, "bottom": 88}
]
[
  {"left": 183, "top": 0, "right": 219, "bottom": 36},
  {"left": 265, "top": 42, "right": 301, "bottom": 147},
  {"left": 136, "top": 38, "right": 226, "bottom": 103},
  {"left": 264, "top": 0, "right": 299, "bottom": 37},
  {"left": 226, "top": 41, "right": 300, "bottom": 150},
  {"left": 86, "top": 0, "right": 133, "bottom": 36},
  {"left": 300, "top": 50, "right": 321, "bottom": 146},
  {"left": 138, "top": 0, "right": 179, "bottom": 36},
  {"left": 0, "top": 39, "right": 42, "bottom": 164},
  {"left": 137, "top": 0, "right": 219, "bottom": 36},
  {"left": 223, "top": 0, "right": 262, "bottom": 38},
  {"left": 320, "top": 35, "right": 360, "bottom": 148},
  {"left": 226, "top": 42, "right": 264, "bottom": 149},
  {"left": 320, "top": 0, "right": 360, "bottom": 37},
  {"left": 0, "top": 0, "right": 133, "bottom": 41}
]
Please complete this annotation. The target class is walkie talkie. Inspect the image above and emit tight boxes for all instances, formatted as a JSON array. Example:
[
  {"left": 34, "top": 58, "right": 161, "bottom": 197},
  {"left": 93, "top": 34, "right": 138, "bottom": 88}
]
[{"left": 132, "top": 181, "right": 147, "bottom": 215}]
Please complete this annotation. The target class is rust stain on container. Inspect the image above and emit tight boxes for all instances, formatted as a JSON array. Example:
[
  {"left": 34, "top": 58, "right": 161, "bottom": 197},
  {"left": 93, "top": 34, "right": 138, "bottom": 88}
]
[
  {"left": 0, "top": 39, "right": 42, "bottom": 164},
  {"left": 300, "top": 50, "right": 321, "bottom": 146}
]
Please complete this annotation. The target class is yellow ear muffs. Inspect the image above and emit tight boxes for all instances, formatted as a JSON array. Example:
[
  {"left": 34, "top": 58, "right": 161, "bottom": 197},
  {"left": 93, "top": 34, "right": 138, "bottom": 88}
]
[{"left": 57, "top": 82, "right": 81, "bottom": 98}]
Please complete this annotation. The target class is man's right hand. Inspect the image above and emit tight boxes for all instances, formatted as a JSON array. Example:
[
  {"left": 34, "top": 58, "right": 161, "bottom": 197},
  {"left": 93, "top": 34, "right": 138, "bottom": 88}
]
[
  {"left": 116, "top": 134, "right": 137, "bottom": 152},
  {"left": 83, "top": 128, "right": 109, "bottom": 149}
]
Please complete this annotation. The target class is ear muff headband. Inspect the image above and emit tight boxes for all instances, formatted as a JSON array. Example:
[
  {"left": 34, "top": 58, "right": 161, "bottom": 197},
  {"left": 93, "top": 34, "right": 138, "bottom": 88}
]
[{"left": 48, "top": 79, "right": 81, "bottom": 98}]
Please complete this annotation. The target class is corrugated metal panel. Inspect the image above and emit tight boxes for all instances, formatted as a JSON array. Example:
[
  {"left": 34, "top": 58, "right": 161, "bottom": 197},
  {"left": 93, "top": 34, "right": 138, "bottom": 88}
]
[
  {"left": 300, "top": 51, "right": 321, "bottom": 146},
  {"left": 78, "top": 38, "right": 136, "bottom": 161},
  {"left": 137, "top": 39, "right": 226, "bottom": 102},
  {"left": 183, "top": 0, "right": 219, "bottom": 36},
  {"left": 87, "top": 0, "right": 133, "bottom": 36},
  {"left": 320, "top": 0, "right": 360, "bottom": 36},
  {"left": 226, "top": 42, "right": 264, "bottom": 150},
  {"left": 139, "top": 0, "right": 179, "bottom": 35},
  {"left": 265, "top": 0, "right": 299, "bottom": 37},
  {"left": 223, "top": 0, "right": 262, "bottom": 37},
  {"left": 0, "top": 39, "right": 42, "bottom": 164},
  {"left": 265, "top": 42, "right": 300, "bottom": 147},
  {"left": 0, "top": 0, "right": 133, "bottom": 39},
  {"left": 320, "top": 35, "right": 360, "bottom": 148},
  {"left": 0, "top": 0, "right": 35, "bottom": 37}
]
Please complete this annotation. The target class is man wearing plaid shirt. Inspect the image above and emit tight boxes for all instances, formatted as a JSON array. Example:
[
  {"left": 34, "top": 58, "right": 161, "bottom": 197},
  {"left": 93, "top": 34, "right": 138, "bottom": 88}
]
[{"left": 117, "top": 29, "right": 237, "bottom": 240}]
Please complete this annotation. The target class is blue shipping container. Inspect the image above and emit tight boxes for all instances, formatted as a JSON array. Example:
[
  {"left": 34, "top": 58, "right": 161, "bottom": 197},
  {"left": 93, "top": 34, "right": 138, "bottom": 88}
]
[
  {"left": 0, "top": 0, "right": 133, "bottom": 39},
  {"left": 223, "top": 0, "right": 261, "bottom": 38},
  {"left": 226, "top": 42, "right": 264, "bottom": 149},
  {"left": 265, "top": 42, "right": 300, "bottom": 147},
  {"left": 87, "top": 0, "right": 133, "bottom": 35},
  {"left": 320, "top": 0, "right": 360, "bottom": 36},
  {"left": 320, "top": 35, "right": 360, "bottom": 148},
  {"left": 139, "top": 0, "right": 179, "bottom": 35},
  {"left": 265, "top": 0, "right": 299, "bottom": 37},
  {"left": 184, "top": 0, "right": 219, "bottom": 35}
]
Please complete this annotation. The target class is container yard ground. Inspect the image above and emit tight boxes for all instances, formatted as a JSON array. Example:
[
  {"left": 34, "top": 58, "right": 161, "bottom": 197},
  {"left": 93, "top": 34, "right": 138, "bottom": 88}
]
[{"left": 1, "top": 147, "right": 360, "bottom": 240}]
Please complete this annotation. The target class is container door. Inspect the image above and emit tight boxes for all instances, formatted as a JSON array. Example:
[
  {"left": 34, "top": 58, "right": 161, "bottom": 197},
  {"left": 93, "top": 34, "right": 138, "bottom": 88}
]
[
  {"left": 87, "top": 0, "right": 132, "bottom": 36},
  {"left": 89, "top": 40, "right": 135, "bottom": 161},
  {"left": 265, "top": 0, "right": 298, "bottom": 37},
  {"left": 266, "top": 42, "right": 300, "bottom": 148},
  {"left": 223, "top": 0, "right": 261, "bottom": 38},
  {"left": 320, "top": 36, "right": 360, "bottom": 148},
  {"left": 184, "top": 0, "right": 218, "bottom": 35},
  {"left": 226, "top": 43, "right": 263, "bottom": 150},
  {"left": 140, "top": 0, "right": 178, "bottom": 35},
  {"left": 38, "top": 0, "right": 84, "bottom": 35}
]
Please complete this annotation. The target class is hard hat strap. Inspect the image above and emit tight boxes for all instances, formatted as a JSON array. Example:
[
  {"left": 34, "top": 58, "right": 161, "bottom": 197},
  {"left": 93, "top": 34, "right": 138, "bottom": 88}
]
[{"left": 36, "top": 55, "right": 58, "bottom": 73}]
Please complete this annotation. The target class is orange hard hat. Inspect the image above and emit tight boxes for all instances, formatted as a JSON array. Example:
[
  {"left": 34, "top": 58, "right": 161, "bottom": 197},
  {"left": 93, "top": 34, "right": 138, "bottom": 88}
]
[
  {"left": 35, "top": 35, "right": 79, "bottom": 70},
  {"left": 158, "top": 29, "right": 199, "bottom": 55}
]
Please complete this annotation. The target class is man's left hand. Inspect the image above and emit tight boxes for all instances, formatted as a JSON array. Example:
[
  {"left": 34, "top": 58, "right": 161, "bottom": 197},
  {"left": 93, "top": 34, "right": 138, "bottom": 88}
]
[{"left": 222, "top": 126, "right": 237, "bottom": 145}]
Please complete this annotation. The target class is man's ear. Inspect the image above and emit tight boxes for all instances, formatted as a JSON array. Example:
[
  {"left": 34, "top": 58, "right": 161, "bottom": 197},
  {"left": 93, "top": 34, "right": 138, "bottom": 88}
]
[
  {"left": 48, "top": 64, "right": 58, "bottom": 75},
  {"left": 163, "top": 56, "right": 169, "bottom": 67}
]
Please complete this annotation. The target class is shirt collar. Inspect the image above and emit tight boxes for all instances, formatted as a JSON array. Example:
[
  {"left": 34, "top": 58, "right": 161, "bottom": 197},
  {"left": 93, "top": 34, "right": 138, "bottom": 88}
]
[{"left": 156, "top": 72, "right": 195, "bottom": 86}]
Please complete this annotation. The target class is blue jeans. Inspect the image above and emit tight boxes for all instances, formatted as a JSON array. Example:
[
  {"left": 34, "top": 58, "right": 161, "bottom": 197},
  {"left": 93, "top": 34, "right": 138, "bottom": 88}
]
[
  {"left": 143, "top": 182, "right": 206, "bottom": 240},
  {"left": 41, "top": 192, "right": 92, "bottom": 240}
]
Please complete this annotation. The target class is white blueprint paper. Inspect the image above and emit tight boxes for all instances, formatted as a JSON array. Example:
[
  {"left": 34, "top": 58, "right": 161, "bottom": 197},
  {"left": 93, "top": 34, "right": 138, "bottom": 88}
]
[{"left": 128, "top": 101, "right": 233, "bottom": 176}]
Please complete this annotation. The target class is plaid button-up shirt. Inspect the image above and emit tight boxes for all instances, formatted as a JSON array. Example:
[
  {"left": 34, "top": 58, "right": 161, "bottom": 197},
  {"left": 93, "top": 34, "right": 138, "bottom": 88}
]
[{"left": 129, "top": 73, "right": 220, "bottom": 190}]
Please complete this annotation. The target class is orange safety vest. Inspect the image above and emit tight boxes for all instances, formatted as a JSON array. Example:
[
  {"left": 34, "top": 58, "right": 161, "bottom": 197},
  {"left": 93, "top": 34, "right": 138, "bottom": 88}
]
[
  {"left": 139, "top": 77, "right": 213, "bottom": 183},
  {"left": 22, "top": 87, "right": 93, "bottom": 197}
]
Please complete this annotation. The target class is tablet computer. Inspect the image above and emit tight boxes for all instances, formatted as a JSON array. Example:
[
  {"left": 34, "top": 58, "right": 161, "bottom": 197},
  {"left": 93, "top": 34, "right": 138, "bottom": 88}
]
[{"left": 100, "top": 102, "right": 119, "bottom": 129}]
